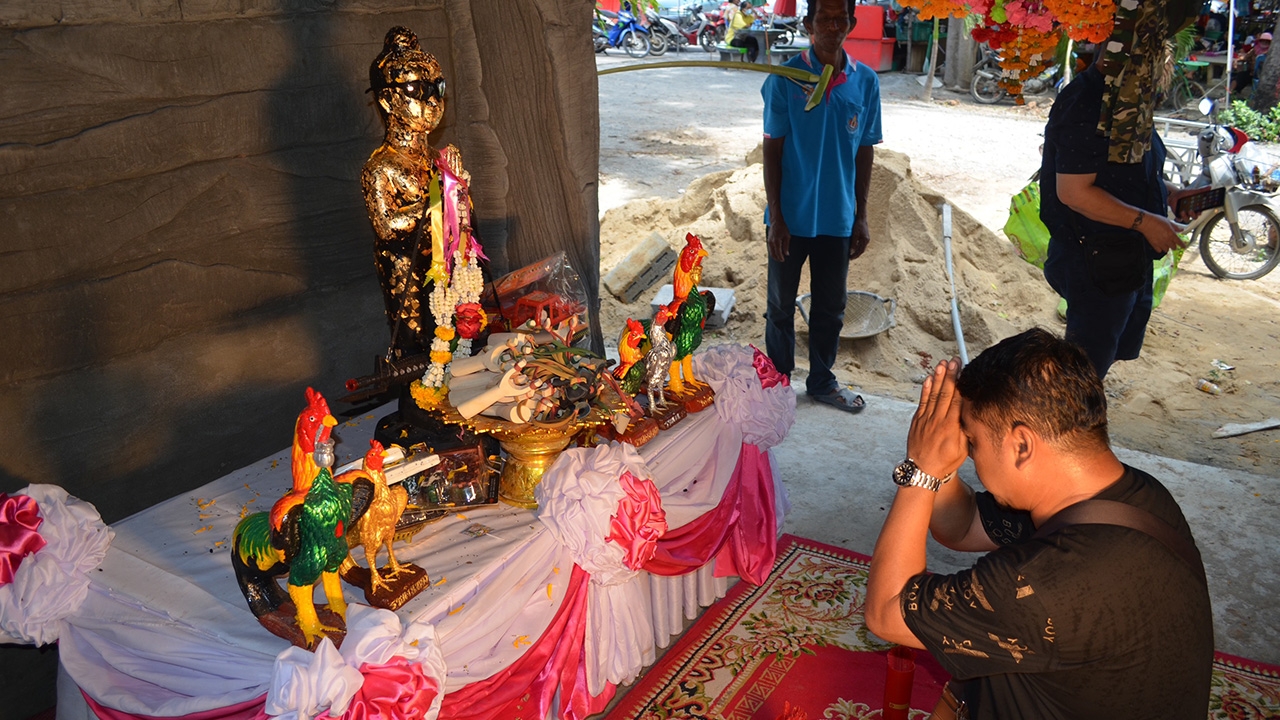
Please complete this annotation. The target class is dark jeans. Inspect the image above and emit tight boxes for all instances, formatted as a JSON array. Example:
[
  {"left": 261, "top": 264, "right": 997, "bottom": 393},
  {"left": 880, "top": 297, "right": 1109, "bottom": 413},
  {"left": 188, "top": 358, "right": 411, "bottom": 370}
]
[
  {"left": 765, "top": 232, "right": 851, "bottom": 395},
  {"left": 1043, "top": 236, "right": 1154, "bottom": 379},
  {"left": 729, "top": 35, "right": 759, "bottom": 63}
]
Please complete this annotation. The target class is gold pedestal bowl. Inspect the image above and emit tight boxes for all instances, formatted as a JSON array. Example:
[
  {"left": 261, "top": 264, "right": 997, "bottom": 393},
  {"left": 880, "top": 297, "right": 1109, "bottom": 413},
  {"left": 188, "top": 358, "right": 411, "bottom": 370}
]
[{"left": 432, "top": 395, "right": 621, "bottom": 509}]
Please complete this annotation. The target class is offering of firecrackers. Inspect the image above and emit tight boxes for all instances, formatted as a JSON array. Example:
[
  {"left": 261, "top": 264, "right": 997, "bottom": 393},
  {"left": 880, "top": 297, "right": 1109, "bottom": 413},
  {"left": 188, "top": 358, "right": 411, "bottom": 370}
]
[
  {"left": 662, "top": 233, "right": 716, "bottom": 413},
  {"left": 336, "top": 440, "right": 432, "bottom": 611}
]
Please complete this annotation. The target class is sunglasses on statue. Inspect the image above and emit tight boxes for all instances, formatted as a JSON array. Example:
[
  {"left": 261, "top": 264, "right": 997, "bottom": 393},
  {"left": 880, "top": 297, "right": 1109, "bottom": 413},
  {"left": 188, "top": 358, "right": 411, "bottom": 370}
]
[{"left": 389, "top": 77, "right": 446, "bottom": 101}]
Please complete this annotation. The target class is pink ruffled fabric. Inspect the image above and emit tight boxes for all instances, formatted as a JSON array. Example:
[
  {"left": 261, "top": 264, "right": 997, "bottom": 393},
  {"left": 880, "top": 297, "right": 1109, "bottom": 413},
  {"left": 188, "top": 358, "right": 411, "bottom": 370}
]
[
  {"left": 751, "top": 345, "right": 789, "bottom": 389},
  {"left": 438, "top": 565, "right": 612, "bottom": 720},
  {"left": 644, "top": 444, "right": 778, "bottom": 586},
  {"left": 345, "top": 657, "right": 440, "bottom": 720},
  {"left": 0, "top": 493, "right": 45, "bottom": 586},
  {"left": 606, "top": 472, "right": 668, "bottom": 571},
  {"left": 83, "top": 693, "right": 269, "bottom": 720}
]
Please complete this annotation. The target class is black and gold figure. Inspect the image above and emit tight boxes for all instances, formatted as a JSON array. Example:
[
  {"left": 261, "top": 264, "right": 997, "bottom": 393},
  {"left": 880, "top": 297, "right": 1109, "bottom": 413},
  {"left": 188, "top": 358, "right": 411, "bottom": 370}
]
[{"left": 361, "top": 26, "right": 470, "bottom": 359}]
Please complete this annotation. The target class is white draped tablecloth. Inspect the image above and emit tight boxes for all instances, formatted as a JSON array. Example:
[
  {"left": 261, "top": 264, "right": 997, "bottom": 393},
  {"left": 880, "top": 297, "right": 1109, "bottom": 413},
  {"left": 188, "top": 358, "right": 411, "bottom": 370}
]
[{"left": 53, "top": 347, "right": 795, "bottom": 719}]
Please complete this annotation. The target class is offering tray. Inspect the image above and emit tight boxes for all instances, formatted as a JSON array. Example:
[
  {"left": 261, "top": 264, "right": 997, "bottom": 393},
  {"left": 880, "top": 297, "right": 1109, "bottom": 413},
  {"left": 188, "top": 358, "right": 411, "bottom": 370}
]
[{"left": 433, "top": 389, "right": 624, "bottom": 509}]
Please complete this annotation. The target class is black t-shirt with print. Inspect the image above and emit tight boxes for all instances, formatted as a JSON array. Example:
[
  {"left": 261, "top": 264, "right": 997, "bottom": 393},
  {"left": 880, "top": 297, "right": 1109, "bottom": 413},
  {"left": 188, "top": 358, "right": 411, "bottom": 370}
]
[{"left": 901, "top": 466, "right": 1213, "bottom": 720}]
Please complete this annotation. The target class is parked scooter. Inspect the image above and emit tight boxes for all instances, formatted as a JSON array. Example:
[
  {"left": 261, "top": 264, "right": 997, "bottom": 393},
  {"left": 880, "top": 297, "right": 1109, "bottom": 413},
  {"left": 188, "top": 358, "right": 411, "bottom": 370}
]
[
  {"left": 970, "top": 44, "right": 1062, "bottom": 104},
  {"left": 671, "top": 6, "right": 718, "bottom": 53},
  {"left": 645, "top": 8, "right": 687, "bottom": 55},
  {"left": 597, "top": 3, "right": 652, "bottom": 58},
  {"left": 1182, "top": 99, "right": 1280, "bottom": 280}
]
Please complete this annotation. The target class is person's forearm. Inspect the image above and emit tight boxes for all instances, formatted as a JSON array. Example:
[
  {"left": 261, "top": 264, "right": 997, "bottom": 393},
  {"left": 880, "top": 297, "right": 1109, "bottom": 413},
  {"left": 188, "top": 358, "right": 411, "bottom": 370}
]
[
  {"left": 763, "top": 137, "right": 786, "bottom": 223},
  {"left": 928, "top": 476, "right": 977, "bottom": 547},
  {"left": 865, "top": 487, "right": 931, "bottom": 648},
  {"left": 1059, "top": 181, "right": 1150, "bottom": 229},
  {"left": 855, "top": 145, "right": 874, "bottom": 220}
]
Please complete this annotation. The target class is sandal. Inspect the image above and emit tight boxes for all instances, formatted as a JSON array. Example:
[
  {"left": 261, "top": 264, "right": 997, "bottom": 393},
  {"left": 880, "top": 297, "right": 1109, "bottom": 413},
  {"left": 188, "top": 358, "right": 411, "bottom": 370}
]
[{"left": 809, "top": 387, "right": 866, "bottom": 414}]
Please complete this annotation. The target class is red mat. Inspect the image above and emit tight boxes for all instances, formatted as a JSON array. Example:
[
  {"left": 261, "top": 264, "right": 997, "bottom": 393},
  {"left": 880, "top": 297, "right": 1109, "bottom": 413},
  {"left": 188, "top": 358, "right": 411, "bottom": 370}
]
[
  {"left": 607, "top": 534, "right": 1280, "bottom": 720},
  {"left": 607, "top": 535, "right": 947, "bottom": 719}
]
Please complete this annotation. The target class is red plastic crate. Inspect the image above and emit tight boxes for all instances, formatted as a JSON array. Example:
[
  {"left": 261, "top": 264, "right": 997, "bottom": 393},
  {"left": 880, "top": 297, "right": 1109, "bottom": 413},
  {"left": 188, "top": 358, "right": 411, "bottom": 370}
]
[{"left": 843, "top": 37, "right": 894, "bottom": 72}]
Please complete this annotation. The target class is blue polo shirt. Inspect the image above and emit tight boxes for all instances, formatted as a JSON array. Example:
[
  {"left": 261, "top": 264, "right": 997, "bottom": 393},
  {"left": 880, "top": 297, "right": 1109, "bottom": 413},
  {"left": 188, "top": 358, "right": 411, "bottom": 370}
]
[{"left": 762, "top": 50, "right": 883, "bottom": 238}]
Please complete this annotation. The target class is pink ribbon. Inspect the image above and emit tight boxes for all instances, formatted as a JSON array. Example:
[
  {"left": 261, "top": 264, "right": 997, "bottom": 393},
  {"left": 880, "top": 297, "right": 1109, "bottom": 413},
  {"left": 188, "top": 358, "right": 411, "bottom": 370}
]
[
  {"left": 0, "top": 493, "right": 46, "bottom": 587},
  {"left": 83, "top": 693, "right": 269, "bottom": 720},
  {"left": 643, "top": 443, "right": 778, "bottom": 586},
  {"left": 344, "top": 657, "right": 440, "bottom": 720},
  {"left": 439, "top": 565, "right": 612, "bottom": 720},
  {"left": 606, "top": 472, "right": 668, "bottom": 571},
  {"left": 436, "top": 150, "right": 487, "bottom": 278},
  {"left": 751, "top": 345, "right": 790, "bottom": 389}
]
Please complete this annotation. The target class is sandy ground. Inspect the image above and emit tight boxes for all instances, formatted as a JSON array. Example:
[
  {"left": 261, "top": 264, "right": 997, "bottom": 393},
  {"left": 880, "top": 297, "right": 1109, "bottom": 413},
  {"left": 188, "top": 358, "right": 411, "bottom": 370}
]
[{"left": 598, "top": 51, "right": 1280, "bottom": 476}]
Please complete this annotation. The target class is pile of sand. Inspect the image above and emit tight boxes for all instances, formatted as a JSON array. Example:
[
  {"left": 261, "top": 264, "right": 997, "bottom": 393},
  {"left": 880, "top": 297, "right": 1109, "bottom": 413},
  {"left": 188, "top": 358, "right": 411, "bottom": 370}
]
[
  {"left": 599, "top": 147, "right": 1061, "bottom": 393},
  {"left": 600, "top": 148, "right": 1280, "bottom": 476}
]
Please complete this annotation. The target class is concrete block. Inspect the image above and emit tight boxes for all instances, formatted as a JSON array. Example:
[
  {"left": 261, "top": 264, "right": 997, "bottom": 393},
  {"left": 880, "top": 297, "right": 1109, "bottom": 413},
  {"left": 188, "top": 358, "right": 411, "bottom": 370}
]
[
  {"left": 650, "top": 284, "right": 736, "bottom": 329},
  {"left": 603, "top": 231, "right": 678, "bottom": 303}
]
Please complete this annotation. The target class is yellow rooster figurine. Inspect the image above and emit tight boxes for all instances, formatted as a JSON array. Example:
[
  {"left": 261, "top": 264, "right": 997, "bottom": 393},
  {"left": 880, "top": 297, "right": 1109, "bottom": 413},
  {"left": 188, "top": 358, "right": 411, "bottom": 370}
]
[{"left": 339, "top": 440, "right": 409, "bottom": 594}]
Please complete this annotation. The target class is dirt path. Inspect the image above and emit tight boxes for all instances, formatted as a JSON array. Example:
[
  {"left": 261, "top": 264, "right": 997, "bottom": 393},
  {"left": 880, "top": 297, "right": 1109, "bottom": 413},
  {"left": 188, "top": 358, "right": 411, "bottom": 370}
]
[{"left": 598, "top": 51, "right": 1280, "bottom": 476}]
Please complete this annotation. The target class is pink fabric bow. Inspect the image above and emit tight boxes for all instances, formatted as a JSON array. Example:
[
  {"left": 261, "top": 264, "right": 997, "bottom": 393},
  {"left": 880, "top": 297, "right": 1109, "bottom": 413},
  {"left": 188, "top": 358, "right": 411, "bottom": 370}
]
[
  {"left": 751, "top": 345, "right": 789, "bottom": 389},
  {"left": 343, "top": 657, "right": 440, "bottom": 720},
  {"left": 605, "top": 472, "right": 668, "bottom": 571},
  {"left": 0, "top": 493, "right": 45, "bottom": 586}
]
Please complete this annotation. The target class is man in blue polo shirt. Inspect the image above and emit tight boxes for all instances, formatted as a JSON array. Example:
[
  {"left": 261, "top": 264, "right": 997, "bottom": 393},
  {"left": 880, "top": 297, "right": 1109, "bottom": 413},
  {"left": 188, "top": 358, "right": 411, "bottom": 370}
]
[{"left": 762, "top": 0, "right": 881, "bottom": 413}]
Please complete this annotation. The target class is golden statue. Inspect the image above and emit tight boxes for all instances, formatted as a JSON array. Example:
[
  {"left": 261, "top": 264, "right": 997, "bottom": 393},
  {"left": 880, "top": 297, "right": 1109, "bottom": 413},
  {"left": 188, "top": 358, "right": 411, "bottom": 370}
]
[{"left": 362, "top": 26, "right": 479, "bottom": 362}]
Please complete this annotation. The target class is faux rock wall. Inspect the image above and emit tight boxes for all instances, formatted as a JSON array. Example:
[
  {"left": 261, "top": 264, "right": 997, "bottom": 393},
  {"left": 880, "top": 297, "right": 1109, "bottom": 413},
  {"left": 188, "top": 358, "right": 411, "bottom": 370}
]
[{"left": 0, "top": 3, "right": 598, "bottom": 710}]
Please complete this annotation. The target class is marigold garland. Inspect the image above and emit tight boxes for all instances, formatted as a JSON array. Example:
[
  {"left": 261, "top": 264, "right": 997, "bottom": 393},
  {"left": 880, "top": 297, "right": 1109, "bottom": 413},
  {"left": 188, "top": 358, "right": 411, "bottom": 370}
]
[
  {"left": 960, "top": 0, "right": 1120, "bottom": 103},
  {"left": 1044, "top": 0, "right": 1115, "bottom": 43},
  {"left": 897, "top": 0, "right": 967, "bottom": 22}
]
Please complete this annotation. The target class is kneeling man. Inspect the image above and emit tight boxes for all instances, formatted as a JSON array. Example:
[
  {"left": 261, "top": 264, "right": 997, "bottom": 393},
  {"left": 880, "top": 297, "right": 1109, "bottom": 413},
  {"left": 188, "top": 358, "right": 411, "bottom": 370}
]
[{"left": 866, "top": 328, "right": 1212, "bottom": 719}]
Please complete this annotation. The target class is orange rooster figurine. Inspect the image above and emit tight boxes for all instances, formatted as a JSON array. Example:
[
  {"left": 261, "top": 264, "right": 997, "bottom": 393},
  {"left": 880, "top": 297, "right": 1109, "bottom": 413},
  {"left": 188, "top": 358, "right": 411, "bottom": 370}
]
[
  {"left": 232, "top": 388, "right": 375, "bottom": 648},
  {"left": 664, "top": 233, "right": 715, "bottom": 410},
  {"left": 614, "top": 317, "right": 648, "bottom": 395},
  {"left": 338, "top": 440, "right": 431, "bottom": 610}
]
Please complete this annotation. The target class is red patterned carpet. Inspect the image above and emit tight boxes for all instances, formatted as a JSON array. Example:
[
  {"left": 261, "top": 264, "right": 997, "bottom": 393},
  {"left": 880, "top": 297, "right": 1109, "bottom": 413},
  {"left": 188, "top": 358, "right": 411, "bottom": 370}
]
[{"left": 607, "top": 535, "right": 1280, "bottom": 720}]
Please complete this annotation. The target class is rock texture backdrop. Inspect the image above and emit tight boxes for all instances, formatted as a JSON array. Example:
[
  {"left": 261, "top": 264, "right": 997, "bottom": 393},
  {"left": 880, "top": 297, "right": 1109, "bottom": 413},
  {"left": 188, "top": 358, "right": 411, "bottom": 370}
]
[{"left": 0, "top": 2, "right": 597, "bottom": 712}]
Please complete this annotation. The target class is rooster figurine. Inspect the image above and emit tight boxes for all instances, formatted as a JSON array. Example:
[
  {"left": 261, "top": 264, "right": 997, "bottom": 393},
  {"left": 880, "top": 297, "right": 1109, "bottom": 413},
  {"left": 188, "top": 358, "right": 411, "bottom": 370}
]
[
  {"left": 338, "top": 440, "right": 411, "bottom": 594},
  {"left": 614, "top": 317, "right": 649, "bottom": 396},
  {"left": 665, "top": 233, "right": 715, "bottom": 395},
  {"left": 232, "top": 388, "right": 374, "bottom": 647},
  {"left": 645, "top": 304, "right": 678, "bottom": 411}
]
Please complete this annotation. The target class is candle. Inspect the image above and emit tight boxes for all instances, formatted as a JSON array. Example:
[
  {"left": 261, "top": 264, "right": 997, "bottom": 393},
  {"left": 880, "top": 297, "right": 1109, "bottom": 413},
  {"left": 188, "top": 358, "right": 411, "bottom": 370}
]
[{"left": 882, "top": 645, "right": 916, "bottom": 720}]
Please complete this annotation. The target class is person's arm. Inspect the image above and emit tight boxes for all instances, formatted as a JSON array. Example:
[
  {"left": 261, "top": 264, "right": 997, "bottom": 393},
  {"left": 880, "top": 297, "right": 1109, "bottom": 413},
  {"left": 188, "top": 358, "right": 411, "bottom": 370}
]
[
  {"left": 928, "top": 475, "right": 999, "bottom": 552},
  {"left": 851, "top": 145, "right": 874, "bottom": 259},
  {"left": 865, "top": 359, "right": 968, "bottom": 648},
  {"left": 763, "top": 136, "right": 791, "bottom": 262},
  {"left": 1056, "top": 172, "right": 1187, "bottom": 253}
]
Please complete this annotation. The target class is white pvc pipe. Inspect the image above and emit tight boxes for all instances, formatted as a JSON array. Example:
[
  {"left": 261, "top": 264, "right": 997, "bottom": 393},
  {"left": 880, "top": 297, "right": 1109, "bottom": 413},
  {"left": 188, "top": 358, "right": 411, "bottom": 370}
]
[{"left": 941, "top": 203, "right": 970, "bottom": 365}]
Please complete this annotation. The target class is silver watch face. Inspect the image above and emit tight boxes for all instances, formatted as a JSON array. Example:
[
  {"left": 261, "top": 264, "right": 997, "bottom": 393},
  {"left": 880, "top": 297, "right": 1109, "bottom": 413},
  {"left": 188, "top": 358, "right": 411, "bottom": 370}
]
[{"left": 893, "top": 459, "right": 917, "bottom": 486}]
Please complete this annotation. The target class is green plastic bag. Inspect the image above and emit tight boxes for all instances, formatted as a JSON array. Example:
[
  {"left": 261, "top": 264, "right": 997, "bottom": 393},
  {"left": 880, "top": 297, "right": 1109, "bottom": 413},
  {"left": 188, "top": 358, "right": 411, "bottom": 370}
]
[
  {"left": 1004, "top": 182, "right": 1052, "bottom": 270},
  {"left": 1006, "top": 181, "right": 1184, "bottom": 311}
]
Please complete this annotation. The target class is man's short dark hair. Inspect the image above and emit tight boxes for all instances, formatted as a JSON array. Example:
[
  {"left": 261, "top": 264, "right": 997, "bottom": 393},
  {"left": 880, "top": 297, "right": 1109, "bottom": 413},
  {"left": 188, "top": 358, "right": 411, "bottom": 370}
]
[
  {"left": 804, "top": 0, "right": 859, "bottom": 24},
  {"left": 956, "top": 328, "right": 1110, "bottom": 450}
]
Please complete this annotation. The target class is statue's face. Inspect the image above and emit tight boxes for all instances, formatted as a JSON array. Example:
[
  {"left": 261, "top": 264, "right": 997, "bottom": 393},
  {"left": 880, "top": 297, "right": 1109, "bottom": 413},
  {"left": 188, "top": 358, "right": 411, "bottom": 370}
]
[{"left": 382, "top": 56, "right": 446, "bottom": 134}]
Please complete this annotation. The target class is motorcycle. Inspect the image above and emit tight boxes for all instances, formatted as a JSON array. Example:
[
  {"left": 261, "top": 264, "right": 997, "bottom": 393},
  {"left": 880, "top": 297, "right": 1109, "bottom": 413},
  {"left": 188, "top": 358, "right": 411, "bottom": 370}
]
[
  {"left": 644, "top": 8, "right": 687, "bottom": 56},
  {"left": 1181, "top": 99, "right": 1280, "bottom": 280},
  {"left": 970, "top": 44, "right": 1062, "bottom": 104},
  {"left": 596, "top": 3, "right": 652, "bottom": 58},
  {"left": 670, "top": 7, "right": 718, "bottom": 53}
]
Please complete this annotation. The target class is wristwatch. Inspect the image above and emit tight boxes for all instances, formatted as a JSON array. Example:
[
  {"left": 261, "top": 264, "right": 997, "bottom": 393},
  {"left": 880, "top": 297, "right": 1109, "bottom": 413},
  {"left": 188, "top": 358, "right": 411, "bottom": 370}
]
[{"left": 892, "top": 458, "right": 949, "bottom": 492}]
